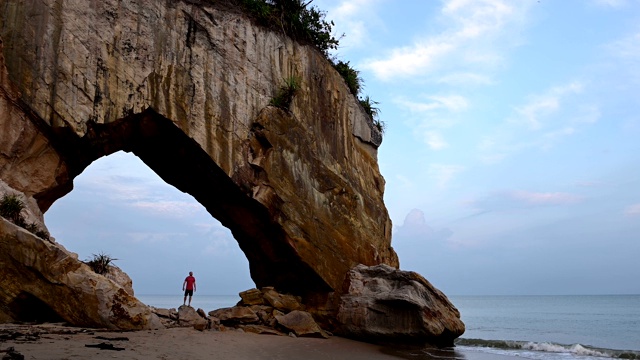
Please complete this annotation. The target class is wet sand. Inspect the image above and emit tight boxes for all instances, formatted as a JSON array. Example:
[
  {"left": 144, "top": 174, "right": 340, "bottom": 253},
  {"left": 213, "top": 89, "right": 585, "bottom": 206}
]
[{"left": 0, "top": 323, "right": 515, "bottom": 360}]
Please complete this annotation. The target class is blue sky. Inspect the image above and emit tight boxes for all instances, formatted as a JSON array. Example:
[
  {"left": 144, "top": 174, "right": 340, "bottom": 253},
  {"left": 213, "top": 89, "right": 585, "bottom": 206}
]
[{"left": 45, "top": 0, "right": 640, "bottom": 296}]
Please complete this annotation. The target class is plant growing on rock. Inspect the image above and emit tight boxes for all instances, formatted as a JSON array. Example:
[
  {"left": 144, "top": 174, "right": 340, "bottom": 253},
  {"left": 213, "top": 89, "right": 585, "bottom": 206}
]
[
  {"left": 86, "top": 253, "right": 118, "bottom": 275},
  {"left": 359, "top": 96, "right": 385, "bottom": 134},
  {"left": 270, "top": 75, "right": 300, "bottom": 110},
  {"left": 0, "top": 193, "right": 26, "bottom": 226},
  {"left": 333, "top": 60, "right": 361, "bottom": 96}
]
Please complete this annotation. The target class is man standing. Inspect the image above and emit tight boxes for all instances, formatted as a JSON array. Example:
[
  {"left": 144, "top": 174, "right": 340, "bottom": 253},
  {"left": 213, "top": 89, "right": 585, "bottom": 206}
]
[{"left": 182, "top": 271, "right": 196, "bottom": 306}]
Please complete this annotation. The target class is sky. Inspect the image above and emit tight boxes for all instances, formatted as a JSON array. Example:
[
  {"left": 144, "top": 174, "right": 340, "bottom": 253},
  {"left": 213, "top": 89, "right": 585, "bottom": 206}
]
[{"left": 45, "top": 0, "right": 640, "bottom": 296}]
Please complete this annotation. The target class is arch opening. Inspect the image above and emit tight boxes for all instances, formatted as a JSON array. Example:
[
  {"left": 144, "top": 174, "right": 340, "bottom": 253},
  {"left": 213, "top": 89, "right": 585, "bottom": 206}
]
[{"left": 42, "top": 109, "right": 332, "bottom": 298}]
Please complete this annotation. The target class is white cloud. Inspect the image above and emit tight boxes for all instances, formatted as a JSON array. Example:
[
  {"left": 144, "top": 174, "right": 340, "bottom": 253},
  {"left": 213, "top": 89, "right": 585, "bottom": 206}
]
[
  {"left": 396, "top": 94, "right": 468, "bottom": 115},
  {"left": 514, "top": 82, "right": 584, "bottom": 130},
  {"left": 325, "top": 0, "right": 381, "bottom": 50},
  {"left": 592, "top": 0, "right": 629, "bottom": 8},
  {"left": 510, "top": 191, "right": 583, "bottom": 205},
  {"left": 479, "top": 81, "right": 596, "bottom": 163},
  {"left": 363, "top": 0, "right": 532, "bottom": 80},
  {"left": 429, "top": 164, "right": 464, "bottom": 188},
  {"left": 132, "top": 200, "right": 202, "bottom": 218},
  {"left": 425, "top": 131, "right": 448, "bottom": 150},
  {"left": 624, "top": 203, "right": 640, "bottom": 217}
]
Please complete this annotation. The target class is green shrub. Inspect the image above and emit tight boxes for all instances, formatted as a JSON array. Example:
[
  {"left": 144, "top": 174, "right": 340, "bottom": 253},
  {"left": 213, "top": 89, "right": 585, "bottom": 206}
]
[
  {"left": 0, "top": 193, "right": 25, "bottom": 225},
  {"left": 85, "top": 253, "right": 118, "bottom": 275},
  {"left": 270, "top": 75, "right": 300, "bottom": 110},
  {"left": 333, "top": 60, "right": 361, "bottom": 96},
  {"left": 238, "top": 0, "right": 340, "bottom": 56}
]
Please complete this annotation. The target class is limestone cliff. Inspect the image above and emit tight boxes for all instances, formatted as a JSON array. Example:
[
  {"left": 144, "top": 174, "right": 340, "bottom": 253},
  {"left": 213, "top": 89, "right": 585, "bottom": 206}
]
[
  {"left": 0, "top": 0, "right": 464, "bottom": 342},
  {"left": 1, "top": 0, "right": 396, "bottom": 296}
]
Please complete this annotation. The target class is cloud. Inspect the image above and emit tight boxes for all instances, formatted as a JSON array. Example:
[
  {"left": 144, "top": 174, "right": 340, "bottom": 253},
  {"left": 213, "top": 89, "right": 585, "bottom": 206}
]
[
  {"left": 469, "top": 190, "right": 584, "bottom": 212},
  {"left": 429, "top": 164, "right": 464, "bottom": 188},
  {"left": 131, "top": 200, "right": 202, "bottom": 218},
  {"left": 513, "top": 82, "right": 584, "bottom": 130},
  {"left": 479, "top": 81, "right": 598, "bottom": 163},
  {"left": 395, "top": 94, "right": 469, "bottom": 149},
  {"left": 592, "top": 0, "right": 629, "bottom": 8},
  {"left": 324, "top": 0, "right": 381, "bottom": 50},
  {"left": 363, "top": 0, "right": 532, "bottom": 80},
  {"left": 510, "top": 191, "right": 583, "bottom": 205},
  {"left": 424, "top": 131, "right": 448, "bottom": 150},
  {"left": 624, "top": 203, "right": 640, "bottom": 217}
]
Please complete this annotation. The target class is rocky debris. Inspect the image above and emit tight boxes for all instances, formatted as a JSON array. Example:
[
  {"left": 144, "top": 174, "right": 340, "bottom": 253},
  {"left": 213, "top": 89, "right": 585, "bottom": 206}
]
[
  {"left": 239, "top": 289, "right": 265, "bottom": 306},
  {"left": 208, "top": 307, "right": 259, "bottom": 324},
  {"left": 177, "top": 306, "right": 208, "bottom": 330},
  {"left": 84, "top": 343, "right": 125, "bottom": 351},
  {"left": 261, "top": 287, "right": 304, "bottom": 312},
  {"left": 0, "top": 347, "right": 24, "bottom": 360},
  {"left": 275, "top": 310, "right": 329, "bottom": 339},
  {"left": 336, "top": 264, "right": 465, "bottom": 346},
  {"left": 151, "top": 288, "right": 329, "bottom": 339},
  {"left": 238, "top": 325, "right": 284, "bottom": 336}
]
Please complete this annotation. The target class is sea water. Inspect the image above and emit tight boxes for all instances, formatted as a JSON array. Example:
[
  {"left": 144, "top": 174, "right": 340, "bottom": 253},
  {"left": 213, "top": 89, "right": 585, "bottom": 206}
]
[
  {"left": 138, "top": 294, "right": 640, "bottom": 360},
  {"left": 451, "top": 295, "right": 640, "bottom": 360},
  {"left": 137, "top": 294, "right": 240, "bottom": 312}
]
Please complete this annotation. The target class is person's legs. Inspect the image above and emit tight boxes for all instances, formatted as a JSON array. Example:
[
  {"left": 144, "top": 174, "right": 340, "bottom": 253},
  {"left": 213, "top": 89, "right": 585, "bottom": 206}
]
[
  {"left": 188, "top": 294, "right": 192, "bottom": 306},
  {"left": 183, "top": 295, "right": 187, "bottom": 305}
]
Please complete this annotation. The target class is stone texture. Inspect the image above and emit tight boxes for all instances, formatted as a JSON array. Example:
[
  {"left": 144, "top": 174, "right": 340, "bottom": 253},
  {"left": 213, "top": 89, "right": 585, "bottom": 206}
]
[
  {"left": 105, "top": 265, "right": 134, "bottom": 296},
  {"left": 0, "top": 0, "right": 397, "bottom": 302},
  {"left": 209, "top": 307, "right": 259, "bottom": 324},
  {"left": 0, "top": 217, "right": 162, "bottom": 330},
  {"left": 275, "top": 310, "right": 329, "bottom": 339},
  {"left": 261, "top": 287, "right": 304, "bottom": 312},
  {"left": 239, "top": 288, "right": 265, "bottom": 306},
  {"left": 336, "top": 264, "right": 465, "bottom": 346},
  {"left": 177, "top": 305, "right": 207, "bottom": 329}
]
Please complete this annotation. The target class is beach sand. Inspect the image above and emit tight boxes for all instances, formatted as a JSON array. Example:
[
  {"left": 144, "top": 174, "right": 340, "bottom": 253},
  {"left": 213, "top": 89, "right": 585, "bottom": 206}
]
[{"left": 0, "top": 323, "right": 514, "bottom": 360}]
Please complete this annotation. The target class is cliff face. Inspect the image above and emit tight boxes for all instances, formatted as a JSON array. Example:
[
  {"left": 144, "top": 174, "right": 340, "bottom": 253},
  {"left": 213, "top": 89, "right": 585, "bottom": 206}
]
[{"left": 0, "top": 0, "right": 397, "bottom": 301}]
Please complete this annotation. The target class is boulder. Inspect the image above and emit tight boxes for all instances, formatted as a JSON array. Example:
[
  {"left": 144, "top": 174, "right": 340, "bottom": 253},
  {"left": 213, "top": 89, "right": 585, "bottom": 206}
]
[
  {"left": 336, "top": 264, "right": 465, "bottom": 346},
  {"left": 177, "top": 305, "right": 207, "bottom": 329},
  {"left": 275, "top": 310, "right": 329, "bottom": 339},
  {"left": 0, "top": 217, "right": 162, "bottom": 329},
  {"left": 239, "top": 288, "right": 265, "bottom": 306},
  {"left": 208, "top": 307, "right": 259, "bottom": 324},
  {"left": 105, "top": 266, "right": 134, "bottom": 296},
  {"left": 239, "top": 324, "right": 284, "bottom": 336},
  {"left": 262, "top": 287, "right": 304, "bottom": 312}
]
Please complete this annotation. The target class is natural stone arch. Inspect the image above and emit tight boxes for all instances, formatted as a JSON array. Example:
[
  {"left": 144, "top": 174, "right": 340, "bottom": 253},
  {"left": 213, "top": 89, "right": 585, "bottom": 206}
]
[
  {"left": 45, "top": 108, "right": 334, "bottom": 296},
  {"left": 0, "top": 0, "right": 398, "bottom": 304},
  {"left": 0, "top": 0, "right": 465, "bottom": 343}
]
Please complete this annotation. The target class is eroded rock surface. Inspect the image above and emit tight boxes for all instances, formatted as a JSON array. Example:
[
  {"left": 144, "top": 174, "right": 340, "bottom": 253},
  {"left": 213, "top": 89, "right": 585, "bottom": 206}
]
[
  {"left": 0, "top": 0, "right": 464, "bottom": 344},
  {"left": 0, "top": 0, "right": 396, "bottom": 301},
  {"left": 336, "top": 264, "right": 465, "bottom": 346},
  {"left": 0, "top": 217, "right": 162, "bottom": 330}
]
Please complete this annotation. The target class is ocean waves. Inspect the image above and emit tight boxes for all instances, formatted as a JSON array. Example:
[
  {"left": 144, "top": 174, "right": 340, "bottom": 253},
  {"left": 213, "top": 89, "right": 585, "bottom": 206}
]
[{"left": 456, "top": 338, "right": 640, "bottom": 359}]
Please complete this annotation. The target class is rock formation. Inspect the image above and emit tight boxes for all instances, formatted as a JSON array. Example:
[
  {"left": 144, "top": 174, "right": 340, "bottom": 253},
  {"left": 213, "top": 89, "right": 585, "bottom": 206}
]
[
  {"left": 0, "top": 0, "right": 464, "bottom": 344},
  {"left": 0, "top": 217, "right": 162, "bottom": 329},
  {"left": 336, "top": 264, "right": 465, "bottom": 346}
]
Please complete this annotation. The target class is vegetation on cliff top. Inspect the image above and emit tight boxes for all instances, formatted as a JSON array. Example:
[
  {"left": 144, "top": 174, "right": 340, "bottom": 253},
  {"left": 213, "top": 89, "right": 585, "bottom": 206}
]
[
  {"left": 233, "top": 0, "right": 385, "bottom": 134},
  {"left": 0, "top": 193, "right": 50, "bottom": 240}
]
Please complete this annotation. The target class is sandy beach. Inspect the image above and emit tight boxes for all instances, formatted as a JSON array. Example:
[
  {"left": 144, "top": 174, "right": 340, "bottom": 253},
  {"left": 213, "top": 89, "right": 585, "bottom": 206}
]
[{"left": 0, "top": 323, "right": 515, "bottom": 360}]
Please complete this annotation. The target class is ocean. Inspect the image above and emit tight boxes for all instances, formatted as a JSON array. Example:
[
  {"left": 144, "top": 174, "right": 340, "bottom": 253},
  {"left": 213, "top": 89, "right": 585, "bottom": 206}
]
[
  {"left": 452, "top": 295, "right": 640, "bottom": 360},
  {"left": 138, "top": 294, "right": 640, "bottom": 360}
]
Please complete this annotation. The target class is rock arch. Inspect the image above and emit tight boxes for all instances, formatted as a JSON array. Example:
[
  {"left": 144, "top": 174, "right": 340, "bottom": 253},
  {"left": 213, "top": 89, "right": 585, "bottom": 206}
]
[{"left": 0, "top": 0, "right": 397, "bottom": 309}]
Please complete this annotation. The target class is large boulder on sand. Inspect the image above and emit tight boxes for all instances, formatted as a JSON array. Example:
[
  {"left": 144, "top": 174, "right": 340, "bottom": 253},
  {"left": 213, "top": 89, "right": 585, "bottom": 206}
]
[
  {"left": 336, "top": 264, "right": 465, "bottom": 346},
  {"left": 0, "top": 217, "right": 162, "bottom": 329},
  {"left": 275, "top": 310, "right": 329, "bottom": 339}
]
